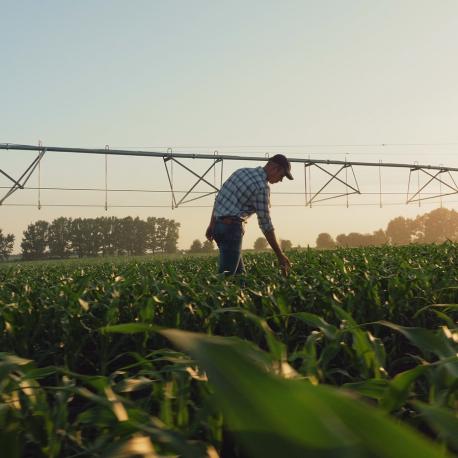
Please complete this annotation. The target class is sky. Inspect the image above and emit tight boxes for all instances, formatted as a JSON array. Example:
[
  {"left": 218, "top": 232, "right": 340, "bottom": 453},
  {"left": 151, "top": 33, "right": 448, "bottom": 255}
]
[{"left": 1, "top": 0, "right": 458, "bottom": 252}]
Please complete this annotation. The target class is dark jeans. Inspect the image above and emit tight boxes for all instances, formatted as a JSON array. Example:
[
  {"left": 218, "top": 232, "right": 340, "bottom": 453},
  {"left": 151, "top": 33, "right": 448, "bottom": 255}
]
[{"left": 213, "top": 220, "right": 246, "bottom": 275}]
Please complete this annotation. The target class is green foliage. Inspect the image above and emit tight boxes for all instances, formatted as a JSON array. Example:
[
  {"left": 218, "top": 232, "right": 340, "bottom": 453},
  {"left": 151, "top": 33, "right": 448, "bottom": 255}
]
[
  {"left": 160, "top": 329, "right": 447, "bottom": 458},
  {"left": 0, "top": 243, "right": 457, "bottom": 456}
]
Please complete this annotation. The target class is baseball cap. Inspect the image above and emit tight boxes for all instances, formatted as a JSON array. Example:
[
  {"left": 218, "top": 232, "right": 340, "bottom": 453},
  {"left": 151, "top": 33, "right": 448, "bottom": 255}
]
[{"left": 269, "top": 154, "right": 293, "bottom": 180}]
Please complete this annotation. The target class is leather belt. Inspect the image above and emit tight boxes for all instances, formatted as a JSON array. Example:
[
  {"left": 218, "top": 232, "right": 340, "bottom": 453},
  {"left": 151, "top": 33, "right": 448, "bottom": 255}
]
[{"left": 218, "top": 216, "right": 243, "bottom": 225}]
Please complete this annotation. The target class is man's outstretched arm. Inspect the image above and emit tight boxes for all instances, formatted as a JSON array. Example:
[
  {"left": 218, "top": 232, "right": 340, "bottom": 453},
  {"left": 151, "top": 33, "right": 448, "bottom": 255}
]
[{"left": 254, "top": 188, "right": 291, "bottom": 275}]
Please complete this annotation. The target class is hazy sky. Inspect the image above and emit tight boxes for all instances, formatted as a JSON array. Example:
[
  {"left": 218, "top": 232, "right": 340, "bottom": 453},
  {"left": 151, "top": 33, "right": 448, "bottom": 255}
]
[{"left": 1, "top": 0, "right": 458, "bottom": 252}]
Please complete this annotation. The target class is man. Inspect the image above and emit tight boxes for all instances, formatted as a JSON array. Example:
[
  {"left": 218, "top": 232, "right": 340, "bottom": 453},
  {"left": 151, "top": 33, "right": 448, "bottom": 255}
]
[{"left": 205, "top": 154, "right": 293, "bottom": 276}]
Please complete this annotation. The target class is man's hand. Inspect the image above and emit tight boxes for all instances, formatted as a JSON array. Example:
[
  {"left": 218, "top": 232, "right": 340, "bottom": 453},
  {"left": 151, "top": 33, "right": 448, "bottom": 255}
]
[
  {"left": 206, "top": 212, "right": 216, "bottom": 241},
  {"left": 205, "top": 224, "right": 214, "bottom": 241},
  {"left": 264, "top": 229, "right": 292, "bottom": 276},
  {"left": 277, "top": 253, "right": 292, "bottom": 276}
]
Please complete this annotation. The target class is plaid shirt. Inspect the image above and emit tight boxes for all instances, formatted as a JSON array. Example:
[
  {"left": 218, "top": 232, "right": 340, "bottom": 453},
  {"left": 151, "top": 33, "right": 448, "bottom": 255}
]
[{"left": 213, "top": 167, "right": 274, "bottom": 233}]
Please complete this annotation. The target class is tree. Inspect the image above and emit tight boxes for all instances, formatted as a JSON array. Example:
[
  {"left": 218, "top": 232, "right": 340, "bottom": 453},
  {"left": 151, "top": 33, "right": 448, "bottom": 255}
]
[
  {"left": 189, "top": 239, "right": 202, "bottom": 253},
  {"left": 0, "top": 229, "right": 14, "bottom": 261},
  {"left": 146, "top": 217, "right": 159, "bottom": 254},
  {"left": 386, "top": 216, "right": 414, "bottom": 245},
  {"left": 121, "top": 217, "right": 148, "bottom": 255},
  {"left": 416, "top": 208, "right": 458, "bottom": 243},
  {"left": 98, "top": 216, "right": 117, "bottom": 256},
  {"left": 155, "top": 218, "right": 168, "bottom": 253},
  {"left": 69, "top": 218, "right": 87, "bottom": 258},
  {"left": 164, "top": 220, "right": 180, "bottom": 254},
  {"left": 48, "top": 217, "right": 72, "bottom": 258},
  {"left": 348, "top": 232, "right": 371, "bottom": 247},
  {"left": 79, "top": 218, "right": 103, "bottom": 257},
  {"left": 371, "top": 229, "right": 388, "bottom": 246},
  {"left": 336, "top": 232, "right": 374, "bottom": 248},
  {"left": 336, "top": 233, "right": 349, "bottom": 247},
  {"left": 316, "top": 233, "right": 335, "bottom": 249},
  {"left": 21, "top": 220, "right": 49, "bottom": 260},
  {"left": 280, "top": 239, "right": 293, "bottom": 251},
  {"left": 202, "top": 239, "right": 215, "bottom": 252},
  {"left": 254, "top": 237, "right": 268, "bottom": 251},
  {"left": 145, "top": 217, "right": 180, "bottom": 254}
]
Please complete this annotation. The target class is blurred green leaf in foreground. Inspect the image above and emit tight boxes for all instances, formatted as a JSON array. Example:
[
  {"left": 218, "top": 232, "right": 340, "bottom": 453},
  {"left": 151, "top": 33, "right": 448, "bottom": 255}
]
[{"left": 160, "top": 328, "right": 450, "bottom": 458}]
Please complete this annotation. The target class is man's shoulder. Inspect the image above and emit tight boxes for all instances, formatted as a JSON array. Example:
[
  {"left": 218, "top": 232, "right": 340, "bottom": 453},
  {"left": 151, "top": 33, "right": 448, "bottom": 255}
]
[
  {"left": 233, "top": 166, "right": 266, "bottom": 181},
  {"left": 222, "top": 167, "right": 266, "bottom": 193}
]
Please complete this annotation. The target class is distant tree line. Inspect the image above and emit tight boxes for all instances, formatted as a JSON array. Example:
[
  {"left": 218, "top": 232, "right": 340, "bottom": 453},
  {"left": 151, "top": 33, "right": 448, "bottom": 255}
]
[
  {"left": 253, "top": 237, "right": 292, "bottom": 251},
  {"left": 189, "top": 239, "right": 215, "bottom": 253},
  {"left": 316, "top": 208, "right": 458, "bottom": 248},
  {"left": 188, "top": 237, "right": 293, "bottom": 253},
  {"left": 19, "top": 216, "right": 180, "bottom": 260},
  {"left": 0, "top": 207, "right": 456, "bottom": 261}
]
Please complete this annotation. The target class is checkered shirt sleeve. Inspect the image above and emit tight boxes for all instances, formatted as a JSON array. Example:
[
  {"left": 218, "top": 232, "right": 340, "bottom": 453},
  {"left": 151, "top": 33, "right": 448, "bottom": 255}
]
[{"left": 253, "top": 186, "right": 273, "bottom": 233}]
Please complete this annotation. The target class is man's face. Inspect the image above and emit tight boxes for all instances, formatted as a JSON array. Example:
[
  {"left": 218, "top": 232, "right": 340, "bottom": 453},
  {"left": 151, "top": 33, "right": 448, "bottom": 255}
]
[{"left": 267, "top": 164, "right": 287, "bottom": 184}]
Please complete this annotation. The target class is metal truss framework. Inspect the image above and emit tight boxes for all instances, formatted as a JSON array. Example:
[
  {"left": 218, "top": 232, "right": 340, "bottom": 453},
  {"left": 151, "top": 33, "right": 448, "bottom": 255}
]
[
  {"left": 407, "top": 167, "right": 458, "bottom": 204},
  {"left": 304, "top": 162, "right": 360, "bottom": 206},
  {"left": 163, "top": 153, "right": 223, "bottom": 208},
  {"left": 0, "top": 147, "right": 46, "bottom": 205},
  {"left": 1, "top": 143, "right": 458, "bottom": 208}
]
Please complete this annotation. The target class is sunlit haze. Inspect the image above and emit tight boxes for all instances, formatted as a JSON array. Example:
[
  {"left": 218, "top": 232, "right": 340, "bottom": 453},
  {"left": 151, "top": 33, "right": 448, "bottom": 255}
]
[{"left": 2, "top": 0, "right": 458, "bottom": 252}]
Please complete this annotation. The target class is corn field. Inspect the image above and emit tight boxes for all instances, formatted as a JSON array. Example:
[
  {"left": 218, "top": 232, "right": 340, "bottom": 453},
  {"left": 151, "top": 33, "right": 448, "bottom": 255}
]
[{"left": 0, "top": 243, "right": 457, "bottom": 457}]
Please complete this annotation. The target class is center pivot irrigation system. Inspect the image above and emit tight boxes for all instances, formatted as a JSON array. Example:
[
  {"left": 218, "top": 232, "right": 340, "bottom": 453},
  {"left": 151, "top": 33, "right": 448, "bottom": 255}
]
[{"left": 1, "top": 143, "right": 458, "bottom": 209}]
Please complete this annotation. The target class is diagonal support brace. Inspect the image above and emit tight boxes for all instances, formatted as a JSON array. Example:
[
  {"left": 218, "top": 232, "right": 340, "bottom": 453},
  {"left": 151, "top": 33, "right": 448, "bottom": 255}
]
[
  {"left": 305, "top": 163, "right": 361, "bottom": 206},
  {"left": 0, "top": 149, "right": 46, "bottom": 205},
  {"left": 163, "top": 156, "right": 222, "bottom": 208},
  {"left": 407, "top": 168, "right": 458, "bottom": 203}
]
